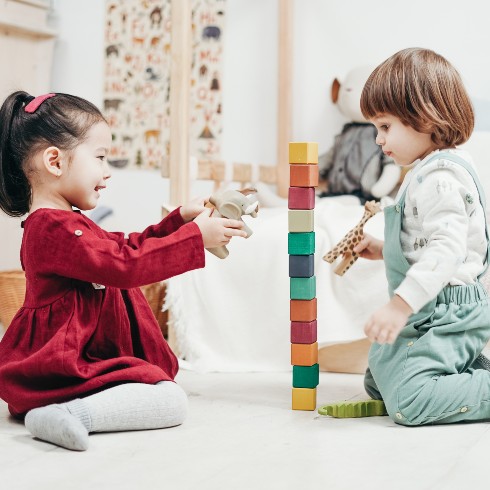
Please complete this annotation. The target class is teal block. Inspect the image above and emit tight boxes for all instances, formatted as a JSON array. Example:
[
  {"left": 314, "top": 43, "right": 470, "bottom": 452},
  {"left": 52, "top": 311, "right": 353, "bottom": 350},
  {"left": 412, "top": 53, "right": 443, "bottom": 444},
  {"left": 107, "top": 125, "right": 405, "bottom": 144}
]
[
  {"left": 288, "top": 232, "right": 315, "bottom": 255},
  {"left": 290, "top": 276, "right": 316, "bottom": 300},
  {"left": 293, "top": 363, "right": 319, "bottom": 388}
]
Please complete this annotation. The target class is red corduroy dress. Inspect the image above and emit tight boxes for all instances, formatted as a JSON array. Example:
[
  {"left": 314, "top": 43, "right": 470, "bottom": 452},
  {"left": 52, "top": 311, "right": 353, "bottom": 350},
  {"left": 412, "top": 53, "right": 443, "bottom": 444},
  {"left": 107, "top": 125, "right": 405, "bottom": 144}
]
[{"left": 0, "top": 207, "right": 205, "bottom": 417}]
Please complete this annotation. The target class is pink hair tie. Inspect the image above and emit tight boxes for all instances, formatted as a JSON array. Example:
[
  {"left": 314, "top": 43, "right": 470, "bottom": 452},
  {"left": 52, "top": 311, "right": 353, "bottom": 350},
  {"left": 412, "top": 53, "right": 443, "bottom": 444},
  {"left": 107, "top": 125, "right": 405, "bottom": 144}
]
[{"left": 24, "top": 93, "right": 56, "bottom": 113}]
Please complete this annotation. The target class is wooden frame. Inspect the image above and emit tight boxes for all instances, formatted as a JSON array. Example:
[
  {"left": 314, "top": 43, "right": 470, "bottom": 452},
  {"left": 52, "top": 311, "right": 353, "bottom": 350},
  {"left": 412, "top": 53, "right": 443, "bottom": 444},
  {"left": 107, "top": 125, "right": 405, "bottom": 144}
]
[
  {"left": 277, "top": 0, "right": 293, "bottom": 198},
  {"left": 166, "top": 0, "right": 292, "bottom": 205},
  {"left": 167, "top": 0, "right": 192, "bottom": 206}
]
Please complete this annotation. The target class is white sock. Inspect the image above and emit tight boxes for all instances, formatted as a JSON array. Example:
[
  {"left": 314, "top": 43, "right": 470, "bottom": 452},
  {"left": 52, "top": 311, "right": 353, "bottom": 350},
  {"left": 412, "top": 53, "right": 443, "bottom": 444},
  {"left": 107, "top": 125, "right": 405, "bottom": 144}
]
[
  {"left": 24, "top": 401, "right": 90, "bottom": 451},
  {"left": 25, "top": 381, "right": 187, "bottom": 451}
]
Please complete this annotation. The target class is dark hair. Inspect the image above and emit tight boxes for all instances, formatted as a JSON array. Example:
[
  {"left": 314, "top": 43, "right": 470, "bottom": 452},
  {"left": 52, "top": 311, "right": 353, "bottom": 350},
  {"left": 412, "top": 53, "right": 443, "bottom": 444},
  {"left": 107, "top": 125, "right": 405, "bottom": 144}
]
[
  {"left": 360, "top": 48, "right": 474, "bottom": 148},
  {"left": 0, "top": 91, "right": 107, "bottom": 217}
]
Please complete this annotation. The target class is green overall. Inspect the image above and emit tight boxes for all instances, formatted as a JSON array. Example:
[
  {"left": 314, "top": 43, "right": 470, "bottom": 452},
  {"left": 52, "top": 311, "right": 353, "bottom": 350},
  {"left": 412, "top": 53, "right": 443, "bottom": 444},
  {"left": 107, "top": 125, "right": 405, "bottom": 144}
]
[{"left": 364, "top": 152, "right": 490, "bottom": 426}]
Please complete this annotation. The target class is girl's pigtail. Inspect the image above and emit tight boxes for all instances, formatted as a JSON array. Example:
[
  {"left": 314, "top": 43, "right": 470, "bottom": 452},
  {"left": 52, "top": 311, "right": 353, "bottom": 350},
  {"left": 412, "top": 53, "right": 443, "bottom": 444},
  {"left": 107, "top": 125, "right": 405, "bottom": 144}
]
[{"left": 0, "top": 91, "right": 33, "bottom": 217}]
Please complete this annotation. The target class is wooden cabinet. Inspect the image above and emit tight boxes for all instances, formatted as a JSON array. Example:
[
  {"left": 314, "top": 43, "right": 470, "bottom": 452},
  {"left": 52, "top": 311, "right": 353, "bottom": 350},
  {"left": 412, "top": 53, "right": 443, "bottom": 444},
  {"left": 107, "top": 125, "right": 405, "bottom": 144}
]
[
  {"left": 0, "top": 0, "right": 56, "bottom": 271},
  {"left": 0, "top": 0, "right": 56, "bottom": 101}
]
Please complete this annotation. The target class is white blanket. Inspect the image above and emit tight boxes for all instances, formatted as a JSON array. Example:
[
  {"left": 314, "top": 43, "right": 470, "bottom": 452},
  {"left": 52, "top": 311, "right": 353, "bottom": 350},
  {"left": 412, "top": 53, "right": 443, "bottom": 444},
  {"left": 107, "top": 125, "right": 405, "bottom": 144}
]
[{"left": 165, "top": 196, "right": 389, "bottom": 372}]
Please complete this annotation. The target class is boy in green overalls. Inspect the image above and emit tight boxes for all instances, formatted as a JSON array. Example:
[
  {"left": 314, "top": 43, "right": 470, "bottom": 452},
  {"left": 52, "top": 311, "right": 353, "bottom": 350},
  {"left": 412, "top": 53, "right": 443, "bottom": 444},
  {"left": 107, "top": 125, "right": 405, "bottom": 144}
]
[{"left": 322, "top": 48, "right": 490, "bottom": 426}]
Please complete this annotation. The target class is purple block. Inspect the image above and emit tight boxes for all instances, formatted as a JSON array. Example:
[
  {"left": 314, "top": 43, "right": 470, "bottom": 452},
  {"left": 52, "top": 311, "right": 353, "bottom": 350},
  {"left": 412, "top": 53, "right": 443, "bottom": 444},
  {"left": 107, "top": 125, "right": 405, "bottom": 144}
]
[
  {"left": 288, "top": 187, "right": 315, "bottom": 210},
  {"left": 290, "top": 320, "right": 317, "bottom": 344}
]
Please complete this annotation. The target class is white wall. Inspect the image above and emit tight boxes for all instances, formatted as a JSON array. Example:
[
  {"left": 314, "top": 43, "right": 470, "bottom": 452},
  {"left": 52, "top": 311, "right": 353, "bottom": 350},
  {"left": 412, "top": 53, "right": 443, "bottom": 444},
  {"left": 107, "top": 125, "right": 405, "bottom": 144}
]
[
  {"left": 220, "top": 0, "right": 278, "bottom": 165},
  {"left": 50, "top": 0, "right": 490, "bottom": 161},
  {"left": 50, "top": 0, "right": 105, "bottom": 107}
]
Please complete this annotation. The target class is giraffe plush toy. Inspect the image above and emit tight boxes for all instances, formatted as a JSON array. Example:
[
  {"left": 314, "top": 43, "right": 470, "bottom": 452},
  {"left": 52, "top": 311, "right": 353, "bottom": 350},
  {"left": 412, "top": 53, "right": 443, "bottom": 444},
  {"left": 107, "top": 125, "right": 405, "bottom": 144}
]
[{"left": 323, "top": 200, "right": 381, "bottom": 276}]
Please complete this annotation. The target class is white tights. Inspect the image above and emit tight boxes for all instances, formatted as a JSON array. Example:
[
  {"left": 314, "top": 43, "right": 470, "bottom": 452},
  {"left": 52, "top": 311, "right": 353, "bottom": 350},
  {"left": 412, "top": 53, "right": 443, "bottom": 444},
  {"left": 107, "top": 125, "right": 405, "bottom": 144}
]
[{"left": 24, "top": 381, "right": 188, "bottom": 450}]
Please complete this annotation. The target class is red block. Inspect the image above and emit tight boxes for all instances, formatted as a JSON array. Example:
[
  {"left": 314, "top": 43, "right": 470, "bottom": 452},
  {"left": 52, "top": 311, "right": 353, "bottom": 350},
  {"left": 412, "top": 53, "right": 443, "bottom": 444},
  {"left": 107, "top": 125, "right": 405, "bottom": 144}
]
[
  {"left": 288, "top": 187, "right": 315, "bottom": 210},
  {"left": 291, "top": 320, "right": 317, "bottom": 344}
]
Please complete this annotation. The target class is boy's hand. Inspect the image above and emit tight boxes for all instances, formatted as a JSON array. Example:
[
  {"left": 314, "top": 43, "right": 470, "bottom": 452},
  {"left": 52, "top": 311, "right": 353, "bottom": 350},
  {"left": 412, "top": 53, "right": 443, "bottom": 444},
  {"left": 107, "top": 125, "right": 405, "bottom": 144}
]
[
  {"left": 193, "top": 208, "right": 247, "bottom": 249},
  {"left": 180, "top": 196, "right": 209, "bottom": 223},
  {"left": 353, "top": 233, "right": 384, "bottom": 260},
  {"left": 364, "top": 295, "right": 413, "bottom": 344}
]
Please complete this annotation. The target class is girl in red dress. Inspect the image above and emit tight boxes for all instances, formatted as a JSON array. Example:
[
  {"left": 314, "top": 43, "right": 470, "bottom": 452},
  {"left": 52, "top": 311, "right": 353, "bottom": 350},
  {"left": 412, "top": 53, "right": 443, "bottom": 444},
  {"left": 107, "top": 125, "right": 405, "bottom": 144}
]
[{"left": 0, "top": 91, "right": 246, "bottom": 450}]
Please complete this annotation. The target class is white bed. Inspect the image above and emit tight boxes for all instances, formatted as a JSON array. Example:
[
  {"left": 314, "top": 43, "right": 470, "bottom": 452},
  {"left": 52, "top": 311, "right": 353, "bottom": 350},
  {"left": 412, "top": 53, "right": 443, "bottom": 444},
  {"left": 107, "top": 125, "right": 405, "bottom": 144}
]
[{"left": 165, "top": 194, "right": 389, "bottom": 372}]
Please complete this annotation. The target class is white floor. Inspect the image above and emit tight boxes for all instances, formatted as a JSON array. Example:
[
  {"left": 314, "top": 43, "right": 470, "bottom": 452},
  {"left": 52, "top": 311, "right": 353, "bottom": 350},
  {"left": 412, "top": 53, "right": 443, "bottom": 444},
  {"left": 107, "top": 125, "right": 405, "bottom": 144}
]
[{"left": 1, "top": 369, "right": 490, "bottom": 490}]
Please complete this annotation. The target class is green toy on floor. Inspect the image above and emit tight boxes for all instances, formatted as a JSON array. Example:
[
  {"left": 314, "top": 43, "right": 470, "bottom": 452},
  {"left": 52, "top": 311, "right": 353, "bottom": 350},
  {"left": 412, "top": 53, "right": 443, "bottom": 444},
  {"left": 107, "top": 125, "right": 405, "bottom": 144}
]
[{"left": 318, "top": 400, "right": 387, "bottom": 418}]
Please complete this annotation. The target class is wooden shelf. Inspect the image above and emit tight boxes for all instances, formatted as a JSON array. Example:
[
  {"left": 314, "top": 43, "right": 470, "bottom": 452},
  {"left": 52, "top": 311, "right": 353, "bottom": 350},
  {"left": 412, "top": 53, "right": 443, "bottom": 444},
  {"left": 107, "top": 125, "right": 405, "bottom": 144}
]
[
  {"left": 15, "top": 0, "right": 50, "bottom": 8},
  {"left": 0, "top": 0, "right": 56, "bottom": 38},
  {"left": 161, "top": 159, "right": 277, "bottom": 185},
  {"left": 0, "top": 19, "right": 56, "bottom": 38}
]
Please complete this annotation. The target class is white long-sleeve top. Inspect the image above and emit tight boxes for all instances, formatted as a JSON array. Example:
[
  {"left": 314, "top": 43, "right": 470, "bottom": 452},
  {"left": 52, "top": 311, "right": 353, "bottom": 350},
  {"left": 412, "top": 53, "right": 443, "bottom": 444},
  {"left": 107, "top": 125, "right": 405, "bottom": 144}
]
[{"left": 394, "top": 149, "right": 487, "bottom": 313}]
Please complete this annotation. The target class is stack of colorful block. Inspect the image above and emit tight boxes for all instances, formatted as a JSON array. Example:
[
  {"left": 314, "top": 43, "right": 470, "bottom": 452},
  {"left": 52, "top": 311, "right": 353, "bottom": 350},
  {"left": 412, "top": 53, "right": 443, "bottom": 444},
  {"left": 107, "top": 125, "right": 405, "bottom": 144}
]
[{"left": 288, "top": 142, "right": 319, "bottom": 411}]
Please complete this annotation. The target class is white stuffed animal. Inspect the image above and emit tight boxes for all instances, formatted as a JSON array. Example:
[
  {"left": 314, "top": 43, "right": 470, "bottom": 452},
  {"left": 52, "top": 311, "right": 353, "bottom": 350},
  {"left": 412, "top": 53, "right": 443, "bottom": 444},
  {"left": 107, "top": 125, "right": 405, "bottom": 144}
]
[{"left": 318, "top": 66, "right": 401, "bottom": 201}]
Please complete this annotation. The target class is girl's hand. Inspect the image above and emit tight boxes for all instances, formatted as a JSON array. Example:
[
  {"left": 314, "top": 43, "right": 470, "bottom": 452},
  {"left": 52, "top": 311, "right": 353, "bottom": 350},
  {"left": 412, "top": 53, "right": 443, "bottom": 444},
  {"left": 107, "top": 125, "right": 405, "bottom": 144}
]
[
  {"left": 193, "top": 208, "right": 247, "bottom": 248},
  {"left": 364, "top": 295, "right": 413, "bottom": 344},
  {"left": 180, "top": 196, "right": 209, "bottom": 223},
  {"left": 353, "top": 233, "right": 384, "bottom": 260}
]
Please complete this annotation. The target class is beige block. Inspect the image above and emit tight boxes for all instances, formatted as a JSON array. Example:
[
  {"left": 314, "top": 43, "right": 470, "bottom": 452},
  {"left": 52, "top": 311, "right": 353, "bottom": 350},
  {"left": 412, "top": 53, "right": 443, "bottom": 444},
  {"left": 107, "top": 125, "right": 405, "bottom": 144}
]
[{"left": 288, "top": 210, "right": 314, "bottom": 232}]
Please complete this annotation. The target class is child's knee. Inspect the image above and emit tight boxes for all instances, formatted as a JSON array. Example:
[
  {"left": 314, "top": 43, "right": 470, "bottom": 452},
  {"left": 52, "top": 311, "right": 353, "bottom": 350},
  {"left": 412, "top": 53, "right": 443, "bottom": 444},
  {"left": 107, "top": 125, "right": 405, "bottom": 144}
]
[
  {"left": 156, "top": 381, "right": 188, "bottom": 426},
  {"left": 364, "top": 376, "right": 423, "bottom": 426},
  {"left": 365, "top": 376, "right": 426, "bottom": 426},
  {"left": 389, "top": 380, "right": 434, "bottom": 426},
  {"left": 168, "top": 382, "right": 188, "bottom": 425},
  {"left": 388, "top": 409, "right": 421, "bottom": 426}
]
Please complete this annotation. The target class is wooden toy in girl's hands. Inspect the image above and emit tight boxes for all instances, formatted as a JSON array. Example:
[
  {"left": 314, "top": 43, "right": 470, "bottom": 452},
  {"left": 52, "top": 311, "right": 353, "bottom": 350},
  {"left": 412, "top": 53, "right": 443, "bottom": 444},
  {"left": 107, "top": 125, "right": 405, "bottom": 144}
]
[{"left": 205, "top": 188, "right": 259, "bottom": 259}]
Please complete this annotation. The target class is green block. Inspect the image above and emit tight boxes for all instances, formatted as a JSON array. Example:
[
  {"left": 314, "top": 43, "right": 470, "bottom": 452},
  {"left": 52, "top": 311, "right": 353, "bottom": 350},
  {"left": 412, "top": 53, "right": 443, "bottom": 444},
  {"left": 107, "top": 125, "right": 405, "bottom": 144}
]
[
  {"left": 290, "top": 276, "right": 316, "bottom": 300},
  {"left": 288, "top": 232, "right": 315, "bottom": 255},
  {"left": 293, "top": 363, "right": 319, "bottom": 388}
]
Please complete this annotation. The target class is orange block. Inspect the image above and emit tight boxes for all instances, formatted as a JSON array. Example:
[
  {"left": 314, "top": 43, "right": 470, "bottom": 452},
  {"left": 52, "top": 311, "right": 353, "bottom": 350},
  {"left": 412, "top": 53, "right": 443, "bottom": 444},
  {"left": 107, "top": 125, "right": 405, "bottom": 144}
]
[
  {"left": 290, "top": 298, "right": 317, "bottom": 322},
  {"left": 291, "top": 342, "right": 318, "bottom": 366},
  {"left": 290, "top": 164, "right": 319, "bottom": 187}
]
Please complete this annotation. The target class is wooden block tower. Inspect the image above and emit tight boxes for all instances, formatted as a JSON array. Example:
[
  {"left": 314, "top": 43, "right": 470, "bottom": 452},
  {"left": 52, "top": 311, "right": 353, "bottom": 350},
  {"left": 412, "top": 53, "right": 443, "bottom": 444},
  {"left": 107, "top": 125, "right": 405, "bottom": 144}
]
[{"left": 288, "top": 142, "right": 319, "bottom": 411}]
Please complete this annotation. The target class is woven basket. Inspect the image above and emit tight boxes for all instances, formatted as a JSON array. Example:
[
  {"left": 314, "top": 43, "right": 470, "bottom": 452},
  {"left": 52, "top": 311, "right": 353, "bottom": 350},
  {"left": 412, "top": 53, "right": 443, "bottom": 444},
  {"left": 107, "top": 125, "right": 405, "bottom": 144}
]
[
  {"left": 0, "top": 270, "right": 26, "bottom": 330},
  {"left": 140, "top": 281, "right": 168, "bottom": 337}
]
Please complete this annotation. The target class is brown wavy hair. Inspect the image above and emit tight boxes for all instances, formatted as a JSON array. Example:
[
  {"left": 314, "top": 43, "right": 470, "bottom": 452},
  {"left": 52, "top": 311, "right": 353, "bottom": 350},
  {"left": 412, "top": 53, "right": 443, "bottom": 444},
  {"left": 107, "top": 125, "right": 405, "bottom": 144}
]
[{"left": 360, "top": 48, "right": 474, "bottom": 147}]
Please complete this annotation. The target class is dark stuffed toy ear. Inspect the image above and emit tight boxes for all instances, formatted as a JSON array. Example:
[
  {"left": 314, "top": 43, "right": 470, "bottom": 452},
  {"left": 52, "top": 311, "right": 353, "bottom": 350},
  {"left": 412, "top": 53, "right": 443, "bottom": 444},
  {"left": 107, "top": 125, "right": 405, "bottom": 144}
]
[{"left": 331, "top": 78, "right": 340, "bottom": 103}]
